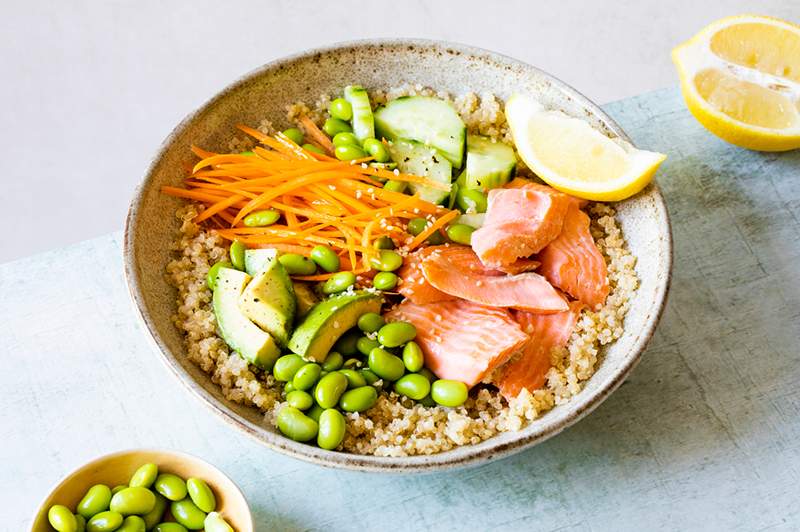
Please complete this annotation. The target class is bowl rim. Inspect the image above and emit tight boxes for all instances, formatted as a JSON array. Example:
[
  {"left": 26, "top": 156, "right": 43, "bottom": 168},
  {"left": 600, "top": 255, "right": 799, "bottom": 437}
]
[
  {"left": 123, "top": 37, "right": 673, "bottom": 473},
  {"left": 30, "top": 447, "right": 254, "bottom": 530}
]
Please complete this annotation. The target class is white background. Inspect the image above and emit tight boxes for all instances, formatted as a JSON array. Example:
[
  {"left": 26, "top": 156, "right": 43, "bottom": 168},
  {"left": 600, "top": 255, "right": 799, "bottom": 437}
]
[{"left": 1, "top": 0, "right": 797, "bottom": 263}]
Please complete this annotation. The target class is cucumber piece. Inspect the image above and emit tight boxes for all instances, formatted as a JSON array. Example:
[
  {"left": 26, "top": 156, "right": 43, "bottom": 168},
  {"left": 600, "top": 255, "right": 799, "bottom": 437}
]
[
  {"left": 455, "top": 213, "right": 485, "bottom": 228},
  {"left": 344, "top": 85, "right": 375, "bottom": 141},
  {"left": 464, "top": 134, "right": 517, "bottom": 190},
  {"left": 374, "top": 96, "right": 466, "bottom": 168},
  {"left": 387, "top": 139, "right": 452, "bottom": 204}
]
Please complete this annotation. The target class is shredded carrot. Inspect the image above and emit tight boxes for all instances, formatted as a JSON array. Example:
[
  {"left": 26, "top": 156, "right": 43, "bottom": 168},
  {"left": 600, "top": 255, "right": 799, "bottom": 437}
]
[
  {"left": 298, "top": 115, "right": 335, "bottom": 156},
  {"left": 406, "top": 210, "right": 459, "bottom": 250}
]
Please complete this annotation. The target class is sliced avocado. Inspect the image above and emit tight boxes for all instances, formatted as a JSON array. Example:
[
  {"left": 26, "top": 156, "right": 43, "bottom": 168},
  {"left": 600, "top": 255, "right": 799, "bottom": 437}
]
[
  {"left": 244, "top": 248, "right": 278, "bottom": 276},
  {"left": 213, "top": 268, "right": 281, "bottom": 370},
  {"left": 464, "top": 134, "right": 517, "bottom": 190},
  {"left": 292, "top": 282, "right": 320, "bottom": 319},
  {"left": 238, "top": 259, "right": 295, "bottom": 346},
  {"left": 288, "top": 291, "right": 383, "bottom": 362}
]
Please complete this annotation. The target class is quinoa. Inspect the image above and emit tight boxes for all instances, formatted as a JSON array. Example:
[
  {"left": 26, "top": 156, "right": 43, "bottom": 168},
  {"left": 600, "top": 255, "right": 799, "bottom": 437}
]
[{"left": 165, "top": 89, "right": 639, "bottom": 456}]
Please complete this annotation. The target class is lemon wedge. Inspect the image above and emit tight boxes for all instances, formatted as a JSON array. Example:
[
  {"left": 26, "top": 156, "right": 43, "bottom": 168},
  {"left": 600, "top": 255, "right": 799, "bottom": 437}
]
[
  {"left": 505, "top": 94, "right": 666, "bottom": 201},
  {"left": 672, "top": 14, "right": 800, "bottom": 151}
]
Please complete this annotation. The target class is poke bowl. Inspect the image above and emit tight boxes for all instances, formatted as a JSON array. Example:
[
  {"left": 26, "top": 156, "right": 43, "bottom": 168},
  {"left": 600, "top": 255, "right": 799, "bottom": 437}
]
[{"left": 124, "top": 39, "right": 672, "bottom": 472}]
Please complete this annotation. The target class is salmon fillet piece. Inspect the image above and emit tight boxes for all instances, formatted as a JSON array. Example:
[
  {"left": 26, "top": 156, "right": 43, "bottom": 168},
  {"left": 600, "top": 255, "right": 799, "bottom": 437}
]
[
  {"left": 538, "top": 202, "right": 610, "bottom": 309},
  {"left": 386, "top": 299, "right": 529, "bottom": 387},
  {"left": 420, "top": 246, "right": 568, "bottom": 313},
  {"left": 397, "top": 247, "right": 457, "bottom": 304},
  {"left": 493, "top": 300, "right": 584, "bottom": 399},
  {"left": 472, "top": 183, "right": 572, "bottom": 268}
]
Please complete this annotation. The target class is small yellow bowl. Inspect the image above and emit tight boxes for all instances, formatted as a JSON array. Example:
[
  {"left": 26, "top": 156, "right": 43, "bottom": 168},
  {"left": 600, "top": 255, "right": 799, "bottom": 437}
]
[{"left": 30, "top": 449, "right": 253, "bottom": 531}]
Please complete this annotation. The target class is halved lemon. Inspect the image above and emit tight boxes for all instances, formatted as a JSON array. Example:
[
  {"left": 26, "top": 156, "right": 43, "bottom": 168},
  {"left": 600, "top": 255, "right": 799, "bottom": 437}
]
[
  {"left": 505, "top": 94, "right": 666, "bottom": 201},
  {"left": 672, "top": 14, "right": 800, "bottom": 151}
]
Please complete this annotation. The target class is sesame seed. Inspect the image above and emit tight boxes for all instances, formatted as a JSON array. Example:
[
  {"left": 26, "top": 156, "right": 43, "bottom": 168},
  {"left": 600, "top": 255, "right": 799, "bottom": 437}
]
[{"left": 393, "top": 169, "right": 400, "bottom": 176}]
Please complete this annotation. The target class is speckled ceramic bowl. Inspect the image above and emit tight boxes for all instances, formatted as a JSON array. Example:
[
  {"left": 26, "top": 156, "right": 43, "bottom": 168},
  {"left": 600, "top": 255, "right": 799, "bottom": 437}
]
[{"left": 124, "top": 39, "right": 672, "bottom": 472}]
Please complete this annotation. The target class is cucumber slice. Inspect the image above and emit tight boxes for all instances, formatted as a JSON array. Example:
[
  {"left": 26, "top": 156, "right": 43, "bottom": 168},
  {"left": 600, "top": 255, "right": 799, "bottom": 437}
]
[
  {"left": 455, "top": 213, "right": 485, "bottom": 228},
  {"left": 464, "top": 134, "right": 517, "bottom": 190},
  {"left": 344, "top": 85, "right": 375, "bottom": 141},
  {"left": 374, "top": 96, "right": 466, "bottom": 168},
  {"left": 387, "top": 139, "right": 452, "bottom": 204}
]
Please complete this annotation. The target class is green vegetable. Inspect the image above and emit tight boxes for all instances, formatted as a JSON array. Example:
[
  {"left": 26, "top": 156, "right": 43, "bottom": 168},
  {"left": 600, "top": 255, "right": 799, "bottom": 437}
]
[
  {"left": 360, "top": 369, "right": 380, "bottom": 385},
  {"left": 418, "top": 367, "right": 436, "bottom": 382},
  {"left": 356, "top": 336, "right": 380, "bottom": 356},
  {"left": 302, "top": 143, "right": 325, "bottom": 155},
  {"left": 427, "top": 230, "right": 445, "bottom": 245},
  {"left": 335, "top": 144, "right": 368, "bottom": 161},
  {"left": 407, "top": 217, "right": 427, "bottom": 236},
  {"left": 344, "top": 85, "right": 375, "bottom": 141},
  {"left": 394, "top": 373, "right": 431, "bottom": 400},
  {"left": 322, "top": 271, "right": 356, "bottom": 294},
  {"left": 243, "top": 209, "right": 280, "bottom": 227},
  {"left": 154, "top": 474, "right": 187, "bottom": 502},
  {"left": 75, "top": 514, "right": 86, "bottom": 532},
  {"left": 273, "top": 354, "right": 306, "bottom": 382},
  {"left": 186, "top": 478, "right": 216, "bottom": 513},
  {"left": 77, "top": 484, "right": 112, "bottom": 519},
  {"left": 446, "top": 223, "right": 475, "bottom": 245},
  {"left": 110, "top": 486, "right": 156, "bottom": 515},
  {"left": 314, "top": 371, "right": 349, "bottom": 408},
  {"left": 402, "top": 341, "right": 424, "bottom": 372},
  {"left": 383, "top": 180, "right": 407, "bottom": 193},
  {"left": 317, "top": 409, "right": 347, "bottom": 450},
  {"left": 306, "top": 403, "right": 325, "bottom": 423},
  {"left": 240, "top": 151, "right": 255, "bottom": 156},
  {"left": 86, "top": 511, "right": 123, "bottom": 532},
  {"left": 338, "top": 368, "right": 367, "bottom": 388},
  {"left": 129, "top": 463, "right": 158, "bottom": 488},
  {"left": 282, "top": 127, "right": 304, "bottom": 145},
  {"left": 373, "top": 236, "right": 395, "bottom": 249},
  {"left": 339, "top": 385, "right": 378, "bottom": 412},
  {"left": 48, "top": 505, "right": 77, "bottom": 532},
  {"left": 321, "top": 351, "right": 344, "bottom": 371},
  {"left": 431, "top": 379, "right": 469, "bottom": 407},
  {"left": 284, "top": 382, "right": 296, "bottom": 393},
  {"left": 369, "top": 250, "right": 403, "bottom": 272},
  {"left": 368, "top": 347, "right": 405, "bottom": 381},
  {"left": 111, "top": 485, "right": 126, "bottom": 495},
  {"left": 323, "top": 118, "right": 352, "bottom": 137},
  {"left": 142, "top": 494, "right": 167, "bottom": 529},
  {"left": 419, "top": 394, "right": 437, "bottom": 407},
  {"left": 333, "top": 328, "right": 361, "bottom": 356},
  {"left": 362, "top": 138, "right": 390, "bottom": 163},
  {"left": 342, "top": 358, "right": 362, "bottom": 369},
  {"left": 357, "top": 312, "right": 385, "bottom": 333},
  {"left": 278, "top": 253, "right": 317, "bottom": 275},
  {"left": 153, "top": 523, "right": 188, "bottom": 532},
  {"left": 385, "top": 138, "right": 453, "bottom": 204},
  {"left": 372, "top": 272, "right": 398, "bottom": 291},
  {"left": 310, "top": 245, "right": 340, "bottom": 273},
  {"left": 329, "top": 98, "right": 353, "bottom": 121},
  {"left": 204, "top": 512, "right": 235, "bottom": 532},
  {"left": 456, "top": 188, "right": 488, "bottom": 213},
  {"left": 286, "top": 389, "right": 314, "bottom": 410},
  {"left": 377, "top": 321, "right": 417, "bottom": 348},
  {"left": 292, "top": 363, "right": 322, "bottom": 391},
  {"left": 229, "top": 240, "right": 246, "bottom": 271},
  {"left": 464, "top": 134, "right": 517, "bottom": 190},
  {"left": 277, "top": 406, "right": 319, "bottom": 441},
  {"left": 332, "top": 131, "right": 360, "bottom": 148},
  {"left": 170, "top": 499, "right": 207, "bottom": 530},
  {"left": 117, "top": 515, "right": 146, "bottom": 532}
]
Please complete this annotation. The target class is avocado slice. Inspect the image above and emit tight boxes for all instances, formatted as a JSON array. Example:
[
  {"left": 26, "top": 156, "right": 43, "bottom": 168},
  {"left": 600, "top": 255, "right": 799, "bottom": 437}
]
[
  {"left": 213, "top": 268, "right": 281, "bottom": 370},
  {"left": 244, "top": 248, "right": 278, "bottom": 276},
  {"left": 238, "top": 259, "right": 296, "bottom": 346},
  {"left": 292, "top": 282, "right": 320, "bottom": 319},
  {"left": 288, "top": 291, "right": 383, "bottom": 362}
]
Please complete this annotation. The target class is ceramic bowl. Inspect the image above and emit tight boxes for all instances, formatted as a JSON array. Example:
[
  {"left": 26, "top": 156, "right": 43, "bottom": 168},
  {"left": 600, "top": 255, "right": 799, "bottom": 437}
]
[
  {"left": 31, "top": 448, "right": 253, "bottom": 531},
  {"left": 124, "top": 39, "right": 672, "bottom": 472}
]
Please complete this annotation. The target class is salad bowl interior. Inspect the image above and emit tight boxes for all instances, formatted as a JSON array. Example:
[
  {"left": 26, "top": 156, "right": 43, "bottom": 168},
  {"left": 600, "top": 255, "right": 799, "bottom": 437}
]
[{"left": 124, "top": 39, "right": 671, "bottom": 472}]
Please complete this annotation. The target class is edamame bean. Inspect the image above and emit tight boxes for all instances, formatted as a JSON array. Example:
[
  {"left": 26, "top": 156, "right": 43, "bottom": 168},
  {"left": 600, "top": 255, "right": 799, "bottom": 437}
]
[
  {"left": 142, "top": 493, "right": 167, "bottom": 530},
  {"left": 446, "top": 223, "right": 476, "bottom": 245},
  {"left": 110, "top": 486, "right": 156, "bottom": 515},
  {"left": 332, "top": 131, "right": 360, "bottom": 148},
  {"left": 362, "top": 138, "right": 390, "bottom": 163},
  {"left": 76, "top": 514, "right": 86, "bottom": 532},
  {"left": 117, "top": 515, "right": 146, "bottom": 532},
  {"left": 394, "top": 373, "right": 431, "bottom": 400},
  {"left": 278, "top": 253, "right": 317, "bottom": 275},
  {"left": 153, "top": 524, "right": 188, "bottom": 532},
  {"left": 333, "top": 329, "right": 361, "bottom": 356},
  {"left": 86, "top": 511, "right": 123, "bottom": 532},
  {"left": 373, "top": 235, "right": 395, "bottom": 249},
  {"left": 342, "top": 357, "right": 362, "bottom": 369},
  {"left": 284, "top": 381, "right": 295, "bottom": 393},
  {"left": 402, "top": 341, "right": 424, "bottom": 372},
  {"left": 240, "top": 150, "right": 255, "bottom": 156},
  {"left": 319, "top": 370, "right": 329, "bottom": 378},
  {"left": 77, "top": 484, "right": 112, "bottom": 519},
  {"left": 306, "top": 403, "right": 325, "bottom": 423},
  {"left": 129, "top": 463, "right": 158, "bottom": 488},
  {"left": 407, "top": 217, "right": 428, "bottom": 236},
  {"left": 277, "top": 406, "right": 319, "bottom": 441},
  {"left": 206, "top": 261, "right": 232, "bottom": 291},
  {"left": 170, "top": 499, "right": 207, "bottom": 530},
  {"left": 111, "top": 485, "right": 126, "bottom": 495},
  {"left": 243, "top": 209, "right": 280, "bottom": 227},
  {"left": 154, "top": 474, "right": 187, "bottom": 502},
  {"left": 322, "top": 271, "right": 356, "bottom": 294},
  {"left": 321, "top": 351, "right": 344, "bottom": 371},
  {"left": 431, "top": 379, "right": 469, "bottom": 407},
  {"left": 369, "top": 249, "right": 403, "bottom": 272},
  {"left": 372, "top": 271, "right": 398, "bottom": 291},
  {"left": 338, "top": 368, "right": 367, "bottom": 388},
  {"left": 286, "top": 389, "right": 313, "bottom": 410},
  {"left": 456, "top": 188, "right": 488, "bottom": 213},
  {"left": 186, "top": 478, "right": 216, "bottom": 513},
  {"left": 377, "top": 321, "right": 417, "bottom": 348},
  {"left": 204, "top": 512, "right": 234, "bottom": 532},
  {"left": 339, "top": 386, "right": 378, "bottom": 412},
  {"left": 229, "top": 240, "right": 246, "bottom": 271},
  {"left": 418, "top": 367, "right": 436, "bottom": 382},
  {"left": 282, "top": 127, "right": 304, "bottom": 145},
  {"left": 427, "top": 230, "right": 445, "bottom": 245},
  {"left": 314, "top": 371, "right": 348, "bottom": 408},
  {"left": 335, "top": 144, "right": 367, "bottom": 161},
  {"left": 419, "top": 394, "right": 437, "bottom": 407},
  {"left": 48, "top": 505, "right": 77, "bottom": 532},
  {"left": 317, "top": 409, "right": 346, "bottom": 450},
  {"left": 273, "top": 354, "right": 306, "bottom": 382},
  {"left": 323, "top": 117, "right": 352, "bottom": 137},
  {"left": 310, "top": 245, "right": 340, "bottom": 273},
  {"left": 292, "top": 363, "right": 322, "bottom": 391},
  {"left": 329, "top": 98, "right": 353, "bottom": 121},
  {"left": 302, "top": 143, "right": 325, "bottom": 155},
  {"left": 368, "top": 347, "right": 405, "bottom": 381},
  {"left": 384, "top": 180, "right": 407, "bottom": 193},
  {"left": 356, "top": 336, "right": 380, "bottom": 356},
  {"left": 360, "top": 369, "right": 380, "bottom": 386},
  {"left": 357, "top": 312, "right": 385, "bottom": 333}
]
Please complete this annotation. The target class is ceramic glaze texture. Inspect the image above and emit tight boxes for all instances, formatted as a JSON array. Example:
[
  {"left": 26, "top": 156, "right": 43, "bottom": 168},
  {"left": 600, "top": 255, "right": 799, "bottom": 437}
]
[{"left": 124, "top": 40, "right": 672, "bottom": 472}]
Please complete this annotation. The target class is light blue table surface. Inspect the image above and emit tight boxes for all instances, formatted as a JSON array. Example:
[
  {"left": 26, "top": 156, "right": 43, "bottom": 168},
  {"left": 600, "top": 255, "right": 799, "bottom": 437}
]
[{"left": 3, "top": 87, "right": 799, "bottom": 531}]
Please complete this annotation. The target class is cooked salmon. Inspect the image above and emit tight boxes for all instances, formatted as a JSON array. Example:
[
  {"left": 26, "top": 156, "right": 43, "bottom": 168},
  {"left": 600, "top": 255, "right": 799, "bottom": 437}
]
[
  {"left": 471, "top": 183, "right": 572, "bottom": 267},
  {"left": 397, "top": 247, "right": 456, "bottom": 304},
  {"left": 493, "top": 300, "right": 584, "bottom": 399},
  {"left": 538, "top": 202, "right": 609, "bottom": 309},
  {"left": 419, "top": 246, "right": 569, "bottom": 313},
  {"left": 386, "top": 299, "right": 529, "bottom": 387}
]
